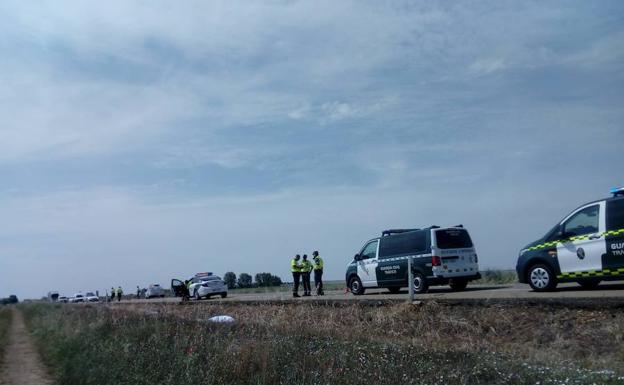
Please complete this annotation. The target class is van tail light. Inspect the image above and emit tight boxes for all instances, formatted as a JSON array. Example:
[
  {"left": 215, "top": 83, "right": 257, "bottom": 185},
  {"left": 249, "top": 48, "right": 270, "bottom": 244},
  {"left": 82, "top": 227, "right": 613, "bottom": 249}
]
[{"left": 431, "top": 256, "right": 441, "bottom": 266}]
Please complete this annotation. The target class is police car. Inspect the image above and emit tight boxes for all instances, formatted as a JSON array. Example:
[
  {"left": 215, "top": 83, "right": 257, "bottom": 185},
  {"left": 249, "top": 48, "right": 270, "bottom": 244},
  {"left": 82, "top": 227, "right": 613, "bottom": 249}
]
[
  {"left": 345, "top": 226, "right": 481, "bottom": 295},
  {"left": 516, "top": 187, "right": 624, "bottom": 291},
  {"left": 171, "top": 272, "right": 228, "bottom": 300}
]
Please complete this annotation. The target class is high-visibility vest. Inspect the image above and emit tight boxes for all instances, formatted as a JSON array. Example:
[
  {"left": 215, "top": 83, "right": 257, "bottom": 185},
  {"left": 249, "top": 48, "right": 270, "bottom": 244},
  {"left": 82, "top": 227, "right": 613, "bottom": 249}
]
[
  {"left": 301, "top": 260, "right": 313, "bottom": 273},
  {"left": 291, "top": 259, "right": 302, "bottom": 273},
  {"left": 313, "top": 256, "right": 324, "bottom": 270},
  {"left": 116, "top": 288, "right": 123, "bottom": 295}
]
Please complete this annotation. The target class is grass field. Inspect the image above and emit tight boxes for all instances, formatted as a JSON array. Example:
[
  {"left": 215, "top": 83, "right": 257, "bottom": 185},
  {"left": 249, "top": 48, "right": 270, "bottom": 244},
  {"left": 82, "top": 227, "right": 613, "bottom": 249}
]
[
  {"left": 20, "top": 301, "right": 624, "bottom": 385},
  {"left": 230, "top": 270, "right": 519, "bottom": 294},
  {"left": 0, "top": 307, "right": 12, "bottom": 367}
]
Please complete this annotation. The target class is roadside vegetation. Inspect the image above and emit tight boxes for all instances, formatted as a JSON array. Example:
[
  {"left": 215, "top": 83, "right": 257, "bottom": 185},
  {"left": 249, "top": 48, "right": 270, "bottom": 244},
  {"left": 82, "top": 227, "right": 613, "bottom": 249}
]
[
  {"left": 21, "top": 301, "right": 624, "bottom": 385},
  {"left": 475, "top": 269, "right": 518, "bottom": 284},
  {"left": 0, "top": 307, "right": 12, "bottom": 367}
]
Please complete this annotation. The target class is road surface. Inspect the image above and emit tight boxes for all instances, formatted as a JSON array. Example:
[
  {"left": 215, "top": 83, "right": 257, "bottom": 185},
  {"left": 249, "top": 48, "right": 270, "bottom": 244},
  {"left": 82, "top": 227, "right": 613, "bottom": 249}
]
[{"left": 115, "top": 281, "right": 624, "bottom": 305}]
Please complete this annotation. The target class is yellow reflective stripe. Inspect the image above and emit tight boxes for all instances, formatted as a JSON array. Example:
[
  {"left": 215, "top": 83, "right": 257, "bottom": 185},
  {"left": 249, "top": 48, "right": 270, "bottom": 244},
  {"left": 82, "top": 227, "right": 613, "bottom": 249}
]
[
  {"left": 528, "top": 228, "right": 624, "bottom": 251},
  {"left": 557, "top": 267, "right": 624, "bottom": 279}
]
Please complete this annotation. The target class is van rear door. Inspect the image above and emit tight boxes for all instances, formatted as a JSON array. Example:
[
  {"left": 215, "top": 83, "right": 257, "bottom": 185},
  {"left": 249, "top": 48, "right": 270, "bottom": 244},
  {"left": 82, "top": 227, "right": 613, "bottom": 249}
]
[{"left": 431, "top": 228, "right": 479, "bottom": 277}]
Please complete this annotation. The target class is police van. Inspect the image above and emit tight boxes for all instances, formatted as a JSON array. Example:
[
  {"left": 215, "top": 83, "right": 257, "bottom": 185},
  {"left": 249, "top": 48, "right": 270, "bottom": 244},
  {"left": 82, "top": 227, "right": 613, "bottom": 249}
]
[
  {"left": 345, "top": 226, "right": 481, "bottom": 295},
  {"left": 516, "top": 187, "right": 624, "bottom": 291}
]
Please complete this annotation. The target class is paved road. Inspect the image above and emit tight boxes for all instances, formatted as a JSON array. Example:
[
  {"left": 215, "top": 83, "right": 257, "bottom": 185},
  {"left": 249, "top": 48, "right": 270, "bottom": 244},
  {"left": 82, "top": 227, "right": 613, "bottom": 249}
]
[{"left": 117, "top": 281, "right": 624, "bottom": 304}]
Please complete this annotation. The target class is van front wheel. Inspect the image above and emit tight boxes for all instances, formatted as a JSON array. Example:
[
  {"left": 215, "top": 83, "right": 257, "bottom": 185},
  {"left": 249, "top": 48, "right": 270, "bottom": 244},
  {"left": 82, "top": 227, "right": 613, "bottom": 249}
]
[
  {"left": 349, "top": 276, "right": 365, "bottom": 295},
  {"left": 528, "top": 264, "right": 557, "bottom": 292}
]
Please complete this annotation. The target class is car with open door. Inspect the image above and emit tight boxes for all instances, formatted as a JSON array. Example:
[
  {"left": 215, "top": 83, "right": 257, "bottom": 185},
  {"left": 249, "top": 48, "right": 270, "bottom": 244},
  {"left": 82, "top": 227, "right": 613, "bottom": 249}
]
[{"left": 171, "top": 272, "right": 228, "bottom": 300}]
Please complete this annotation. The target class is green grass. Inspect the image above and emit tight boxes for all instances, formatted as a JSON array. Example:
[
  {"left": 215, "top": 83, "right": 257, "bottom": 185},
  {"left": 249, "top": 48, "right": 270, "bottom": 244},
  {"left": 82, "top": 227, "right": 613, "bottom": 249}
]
[
  {"left": 20, "top": 302, "right": 624, "bottom": 385},
  {"left": 0, "top": 307, "right": 12, "bottom": 367},
  {"left": 229, "top": 280, "right": 345, "bottom": 294},
  {"left": 475, "top": 269, "right": 518, "bottom": 284}
]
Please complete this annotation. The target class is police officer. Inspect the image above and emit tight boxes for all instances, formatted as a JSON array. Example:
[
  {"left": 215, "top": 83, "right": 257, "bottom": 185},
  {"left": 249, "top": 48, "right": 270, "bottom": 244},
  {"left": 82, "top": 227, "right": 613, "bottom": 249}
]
[
  {"left": 110, "top": 287, "right": 115, "bottom": 302},
  {"left": 301, "top": 254, "right": 313, "bottom": 296},
  {"left": 313, "top": 251, "right": 324, "bottom": 295},
  {"left": 116, "top": 286, "right": 123, "bottom": 302},
  {"left": 291, "top": 254, "right": 302, "bottom": 298}
]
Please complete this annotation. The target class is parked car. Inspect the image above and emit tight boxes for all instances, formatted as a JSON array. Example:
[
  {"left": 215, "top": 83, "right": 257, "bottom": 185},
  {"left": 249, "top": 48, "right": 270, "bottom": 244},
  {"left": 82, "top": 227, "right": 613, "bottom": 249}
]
[
  {"left": 517, "top": 187, "right": 624, "bottom": 291},
  {"left": 145, "top": 284, "right": 165, "bottom": 299},
  {"left": 85, "top": 292, "right": 99, "bottom": 302},
  {"left": 69, "top": 293, "right": 85, "bottom": 303},
  {"left": 345, "top": 225, "right": 480, "bottom": 295},
  {"left": 171, "top": 272, "right": 228, "bottom": 300},
  {"left": 58, "top": 296, "right": 69, "bottom": 303}
]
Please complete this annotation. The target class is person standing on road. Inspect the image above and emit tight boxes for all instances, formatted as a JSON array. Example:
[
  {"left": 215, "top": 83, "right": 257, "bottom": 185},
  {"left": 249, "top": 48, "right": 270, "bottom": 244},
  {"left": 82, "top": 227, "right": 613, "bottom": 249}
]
[
  {"left": 116, "top": 286, "right": 123, "bottom": 302},
  {"left": 136, "top": 286, "right": 141, "bottom": 299},
  {"left": 301, "top": 254, "right": 313, "bottom": 296},
  {"left": 313, "top": 250, "right": 324, "bottom": 295},
  {"left": 291, "top": 254, "right": 302, "bottom": 298}
]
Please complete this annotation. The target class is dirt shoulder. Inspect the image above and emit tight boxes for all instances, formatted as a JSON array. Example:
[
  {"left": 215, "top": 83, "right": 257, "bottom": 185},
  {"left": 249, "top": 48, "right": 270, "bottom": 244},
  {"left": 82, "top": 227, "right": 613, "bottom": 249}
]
[{"left": 0, "top": 308, "right": 54, "bottom": 385}]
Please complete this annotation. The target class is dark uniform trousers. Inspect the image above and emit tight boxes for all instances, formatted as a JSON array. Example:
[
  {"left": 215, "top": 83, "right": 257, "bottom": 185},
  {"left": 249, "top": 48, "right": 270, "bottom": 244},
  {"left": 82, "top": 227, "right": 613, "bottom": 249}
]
[
  {"left": 292, "top": 272, "right": 301, "bottom": 293},
  {"left": 314, "top": 269, "right": 323, "bottom": 294},
  {"left": 302, "top": 272, "right": 311, "bottom": 294}
]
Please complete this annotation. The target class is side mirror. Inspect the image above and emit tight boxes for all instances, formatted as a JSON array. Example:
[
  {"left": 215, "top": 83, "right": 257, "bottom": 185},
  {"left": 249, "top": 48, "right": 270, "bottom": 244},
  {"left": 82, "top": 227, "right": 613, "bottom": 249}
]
[{"left": 354, "top": 254, "right": 361, "bottom": 261}]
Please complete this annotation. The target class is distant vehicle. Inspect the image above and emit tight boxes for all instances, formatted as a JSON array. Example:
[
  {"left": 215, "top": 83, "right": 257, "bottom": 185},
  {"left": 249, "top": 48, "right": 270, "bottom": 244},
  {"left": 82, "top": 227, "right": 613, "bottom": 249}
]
[
  {"left": 517, "top": 187, "right": 624, "bottom": 292},
  {"left": 345, "top": 226, "right": 481, "bottom": 295},
  {"left": 58, "top": 296, "right": 69, "bottom": 303},
  {"left": 1, "top": 295, "right": 18, "bottom": 305},
  {"left": 69, "top": 293, "right": 85, "bottom": 303},
  {"left": 145, "top": 284, "right": 165, "bottom": 299},
  {"left": 85, "top": 292, "right": 99, "bottom": 302},
  {"left": 171, "top": 272, "right": 228, "bottom": 300},
  {"left": 47, "top": 291, "right": 59, "bottom": 302}
]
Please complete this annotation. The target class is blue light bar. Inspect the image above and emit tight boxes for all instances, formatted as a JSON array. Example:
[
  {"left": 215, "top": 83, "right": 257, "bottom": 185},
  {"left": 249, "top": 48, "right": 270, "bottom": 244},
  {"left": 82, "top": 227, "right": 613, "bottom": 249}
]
[{"left": 611, "top": 187, "right": 624, "bottom": 197}]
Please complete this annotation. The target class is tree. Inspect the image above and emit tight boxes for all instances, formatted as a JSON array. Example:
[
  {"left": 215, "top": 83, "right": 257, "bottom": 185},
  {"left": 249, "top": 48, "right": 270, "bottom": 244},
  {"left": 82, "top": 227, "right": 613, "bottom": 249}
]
[
  {"left": 255, "top": 272, "right": 283, "bottom": 287},
  {"left": 237, "top": 273, "right": 253, "bottom": 288},
  {"left": 223, "top": 272, "right": 237, "bottom": 289}
]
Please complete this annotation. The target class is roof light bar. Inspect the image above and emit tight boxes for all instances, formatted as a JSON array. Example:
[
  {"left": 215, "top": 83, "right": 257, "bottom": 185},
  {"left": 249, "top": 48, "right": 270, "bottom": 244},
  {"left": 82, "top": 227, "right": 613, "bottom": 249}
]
[{"left": 611, "top": 187, "right": 624, "bottom": 197}]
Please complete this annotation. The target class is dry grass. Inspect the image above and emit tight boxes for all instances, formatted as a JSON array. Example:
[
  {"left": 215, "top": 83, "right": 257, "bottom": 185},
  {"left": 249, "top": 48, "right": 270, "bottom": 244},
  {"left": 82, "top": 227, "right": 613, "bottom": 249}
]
[
  {"left": 0, "top": 307, "right": 12, "bottom": 368},
  {"left": 20, "top": 301, "right": 624, "bottom": 385}
]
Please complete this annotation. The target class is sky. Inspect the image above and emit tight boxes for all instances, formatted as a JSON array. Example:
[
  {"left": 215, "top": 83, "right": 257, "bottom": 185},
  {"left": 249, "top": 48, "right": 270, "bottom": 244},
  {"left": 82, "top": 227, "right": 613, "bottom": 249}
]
[{"left": 0, "top": 1, "right": 622, "bottom": 299}]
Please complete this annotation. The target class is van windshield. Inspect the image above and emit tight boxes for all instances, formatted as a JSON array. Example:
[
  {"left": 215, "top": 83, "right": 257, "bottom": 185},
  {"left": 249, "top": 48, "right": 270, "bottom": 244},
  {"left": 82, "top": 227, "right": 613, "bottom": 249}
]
[{"left": 435, "top": 229, "right": 473, "bottom": 249}]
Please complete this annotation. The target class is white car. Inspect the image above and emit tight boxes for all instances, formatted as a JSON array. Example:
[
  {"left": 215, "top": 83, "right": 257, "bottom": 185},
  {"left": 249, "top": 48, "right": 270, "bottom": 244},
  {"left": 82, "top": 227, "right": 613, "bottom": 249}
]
[
  {"left": 69, "top": 293, "right": 85, "bottom": 303},
  {"left": 171, "top": 272, "right": 228, "bottom": 300},
  {"left": 145, "top": 284, "right": 165, "bottom": 299},
  {"left": 85, "top": 292, "right": 99, "bottom": 302},
  {"left": 58, "top": 296, "right": 69, "bottom": 303}
]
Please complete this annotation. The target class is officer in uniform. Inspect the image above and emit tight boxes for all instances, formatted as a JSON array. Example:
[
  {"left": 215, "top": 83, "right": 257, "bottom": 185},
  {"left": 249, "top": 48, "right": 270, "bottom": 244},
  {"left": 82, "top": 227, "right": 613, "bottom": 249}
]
[
  {"left": 313, "top": 250, "right": 324, "bottom": 295},
  {"left": 301, "top": 254, "right": 313, "bottom": 296},
  {"left": 116, "top": 286, "right": 123, "bottom": 302},
  {"left": 291, "top": 254, "right": 302, "bottom": 298}
]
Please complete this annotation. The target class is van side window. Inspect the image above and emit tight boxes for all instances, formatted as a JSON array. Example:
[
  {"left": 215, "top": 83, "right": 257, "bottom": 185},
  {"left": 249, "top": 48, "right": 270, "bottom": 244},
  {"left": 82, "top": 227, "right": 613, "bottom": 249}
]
[
  {"left": 360, "top": 240, "right": 379, "bottom": 260},
  {"left": 563, "top": 205, "right": 599, "bottom": 236},
  {"left": 607, "top": 199, "right": 624, "bottom": 231},
  {"left": 379, "top": 231, "right": 426, "bottom": 258}
]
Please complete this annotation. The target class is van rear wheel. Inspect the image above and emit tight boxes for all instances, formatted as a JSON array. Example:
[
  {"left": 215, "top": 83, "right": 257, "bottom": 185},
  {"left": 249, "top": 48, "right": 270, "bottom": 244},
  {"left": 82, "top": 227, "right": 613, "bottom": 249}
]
[
  {"left": 412, "top": 272, "right": 428, "bottom": 294},
  {"left": 349, "top": 276, "right": 365, "bottom": 295}
]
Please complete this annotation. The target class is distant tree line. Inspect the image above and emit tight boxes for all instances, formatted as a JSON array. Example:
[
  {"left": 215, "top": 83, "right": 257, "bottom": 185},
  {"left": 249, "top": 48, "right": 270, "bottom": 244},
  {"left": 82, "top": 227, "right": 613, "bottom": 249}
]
[{"left": 223, "top": 272, "right": 282, "bottom": 289}]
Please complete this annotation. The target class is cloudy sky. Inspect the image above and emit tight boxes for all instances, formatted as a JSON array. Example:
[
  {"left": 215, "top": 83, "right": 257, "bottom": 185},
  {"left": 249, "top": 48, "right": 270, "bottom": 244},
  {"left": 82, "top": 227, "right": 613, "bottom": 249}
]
[{"left": 0, "top": 1, "right": 622, "bottom": 299}]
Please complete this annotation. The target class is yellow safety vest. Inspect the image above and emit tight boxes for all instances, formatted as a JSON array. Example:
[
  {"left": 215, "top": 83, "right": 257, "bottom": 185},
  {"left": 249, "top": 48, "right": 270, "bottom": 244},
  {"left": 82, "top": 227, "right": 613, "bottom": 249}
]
[
  {"left": 301, "top": 260, "right": 313, "bottom": 273},
  {"left": 313, "top": 256, "right": 324, "bottom": 270},
  {"left": 291, "top": 259, "right": 302, "bottom": 273}
]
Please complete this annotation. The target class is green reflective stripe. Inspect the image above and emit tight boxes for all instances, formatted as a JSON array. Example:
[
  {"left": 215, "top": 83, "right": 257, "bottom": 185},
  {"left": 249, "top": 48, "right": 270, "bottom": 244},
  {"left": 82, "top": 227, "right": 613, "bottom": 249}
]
[
  {"left": 557, "top": 267, "right": 624, "bottom": 279},
  {"left": 526, "top": 228, "right": 624, "bottom": 252}
]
